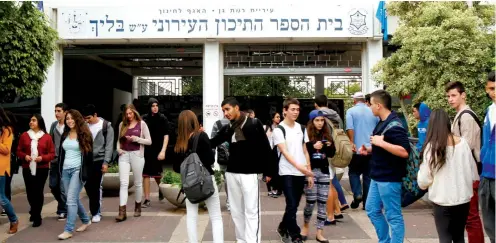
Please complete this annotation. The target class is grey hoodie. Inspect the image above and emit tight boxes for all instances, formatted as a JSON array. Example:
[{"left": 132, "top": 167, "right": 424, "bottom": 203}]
[
  {"left": 91, "top": 118, "right": 114, "bottom": 165},
  {"left": 319, "top": 107, "right": 343, "bottom": 129}
]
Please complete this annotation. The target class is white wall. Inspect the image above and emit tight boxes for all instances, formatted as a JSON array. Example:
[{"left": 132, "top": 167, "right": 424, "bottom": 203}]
[{"left": 113, "top": 88, "right": 132, "bottom": 125}]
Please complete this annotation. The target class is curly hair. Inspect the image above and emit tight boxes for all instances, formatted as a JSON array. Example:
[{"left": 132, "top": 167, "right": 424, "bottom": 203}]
[{"left": 63, "top": 109, "right": 93, "bottom": 154}]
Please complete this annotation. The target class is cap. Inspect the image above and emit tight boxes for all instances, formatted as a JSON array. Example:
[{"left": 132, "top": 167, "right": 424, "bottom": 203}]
[
  {"left": 352, "top": 92, "right": 365, "bottom": 99},
  {"left": 309, "top": 110, "right": 325, "bottom": 121}
]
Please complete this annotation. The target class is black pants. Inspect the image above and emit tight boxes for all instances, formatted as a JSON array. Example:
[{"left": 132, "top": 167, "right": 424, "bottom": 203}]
[
  {"left": 348, "top": 154, "right": 371, "bottom": 206},
  {"left": 279, "top": 175, "right": 305, "bottom": 240},
  {"left": 49, "top": 162, "right": 67, "bottom": 215},
  {"left": 84, "top": 160, "right": 104, "bottom": 216},
  {"left": 266, "top": 174, "right": 282, "bottom": 193},
  {"left": 23, "top": 168, "right": 49, "bottom": 221},
  {"left": 5, "top": 173, "right": 12, "bottom": 201},
  {"left": 433, "top": 202, "right": 470, "bottom": 243}
]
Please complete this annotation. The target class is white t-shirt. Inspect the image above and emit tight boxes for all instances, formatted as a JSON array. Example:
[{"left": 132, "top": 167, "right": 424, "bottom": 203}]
[
  {"left": 56, "top": 123, "right": 65, "bottom": 135},
  {"left": 273, "top": 122, "right": 309, "bottom": 176},
  {"left": 489, "top": 103, "right": 496, "bottom": 129},
  {"left": 88, "top": 119, "right": 103, "bottom": 140}
]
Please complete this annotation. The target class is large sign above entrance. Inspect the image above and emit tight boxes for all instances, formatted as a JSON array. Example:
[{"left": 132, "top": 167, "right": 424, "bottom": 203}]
[{"left": 57, "top": 4, "right": 374, "bottom": 39}]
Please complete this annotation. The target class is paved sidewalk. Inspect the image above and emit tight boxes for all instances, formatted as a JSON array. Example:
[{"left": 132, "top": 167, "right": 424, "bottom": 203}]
[{"left": 0, "top": 177, "right": 489, "bottom": 243}]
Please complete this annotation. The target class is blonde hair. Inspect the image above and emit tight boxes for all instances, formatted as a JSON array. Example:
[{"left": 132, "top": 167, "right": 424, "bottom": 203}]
[
  {"left": 120, "top": 104, "right": 142, "bottom": 139},
  {"left": 174, "top": 110, "right": 200, "bottom": 153}
]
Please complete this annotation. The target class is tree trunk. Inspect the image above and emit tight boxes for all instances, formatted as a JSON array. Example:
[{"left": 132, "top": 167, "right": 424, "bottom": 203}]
[{"left": 399, "top": 97, "right": 414, "bottom": 135}]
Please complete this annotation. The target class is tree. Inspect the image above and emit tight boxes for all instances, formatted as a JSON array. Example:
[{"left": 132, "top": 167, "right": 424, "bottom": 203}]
[
  {"left": 372, "top": 2, "right": 495, "bottom": 126},
  {"left": 0, "top": 2, "right": 59, "bottom": 102},
  {"left": 325, "top": 80, "right": 361, "bottom": 98}
]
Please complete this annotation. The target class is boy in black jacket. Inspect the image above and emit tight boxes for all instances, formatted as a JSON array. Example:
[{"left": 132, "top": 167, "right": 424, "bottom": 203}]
[{"left": 210, "top": 97, "right": 277, "bottom": 243}]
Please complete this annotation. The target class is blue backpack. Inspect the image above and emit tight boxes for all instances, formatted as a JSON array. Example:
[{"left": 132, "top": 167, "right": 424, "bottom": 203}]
[{"left": 382, "top": 121, "right": 427, "bottom": 207}]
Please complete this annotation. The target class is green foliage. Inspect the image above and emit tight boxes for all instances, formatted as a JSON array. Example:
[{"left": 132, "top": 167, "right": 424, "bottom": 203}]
[
  {"left": 161, "top": 170, "right": 182, "bottom": 186},
  {"left": 373, "top": 2, "right": 495, "bottom": 120},
  {"left": 0, "top": 1, "right": 59, "bottom": 100},
  {"left": 325, "top": 81, "right": 361, "bottom": 98},
  {"left": 107, "top": 163, "right": 119, "bottom": 173}
]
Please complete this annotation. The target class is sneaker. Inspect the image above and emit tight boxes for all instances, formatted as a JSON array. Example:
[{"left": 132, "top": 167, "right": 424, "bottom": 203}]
[
  {"left": 158, "top": 190, "right": 164, "bottom": 201},
  {"left": 91, "top": 215, "right": 101, "bottom": 223},
  {"left": 350, "top": 198, "right": 362, "bottom": 209},
  {"left": 58, "top": 213, "right": 67, "bottom": 221},
  {"left": 277, "top": 227, "right": 291, "bottom": 243},
  {"left": 1, "top": 209, "right": 6, "bottom": 216},
  {"left": 142, "top": 200, "right": 151, "bottom": 208}
]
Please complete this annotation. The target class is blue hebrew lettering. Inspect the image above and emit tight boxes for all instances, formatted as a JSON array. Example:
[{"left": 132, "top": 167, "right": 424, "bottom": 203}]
[
  {"left": 105, "top": 15, "right": 115, "bottom": 32},
  {"left": 129, "top": 24, "right": 137, "bottom": 32},
  {"left": 270, "top": 19, "right": 279, "bottom": 30},
  {"left": 227, "top": 19, "right": 236, "bottom": 31},
  {"left": 243, "top": 19, "right": 252, "bottom": 31},
  {"left": 172, "top": 20, "right": 180, "bottom": 31},
  {"left": 90, "top": 20, "right": 99, "bottom": 37},
  {"left": 317, "top": 18, "right": 327, "bottom": 31},
  {"left": 164, "top": 20, "right": 171, "bottom": 32},
  {"left": 334, "top": 18, "right": 343, "bottom": 31},
  {"left": 199, "top": 19, "right": 207, "bottom": 31},
  {"left": 290, "top": 19, "right": 299, "bottom": 31},
  {"left": 158, "top": 20, "right": 164, "bottom": 32},
  {"left": 254, "top": 19, "right": 263, "bottom": 31},
  {"left": 187, "top": 19, "right": 197, "bottom": 33},
  {"left": 116, "top": 20, "right": 124, "bottom": 32},
  {"left": 300, "top": 19, "right": 309, "bottom": 31},
  {"left": 280, "top": 19, "right": 289, "bottom": 31},
  {"left": 141, "top": 24, "right": 148, "bottom": 33}
]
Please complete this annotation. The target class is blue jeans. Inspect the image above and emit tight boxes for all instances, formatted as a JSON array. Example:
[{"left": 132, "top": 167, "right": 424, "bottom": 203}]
[
  {"left": 0, "top": 176, "right": 17, "bottom": 223},
  {"left": 62, "top": 167, "right": 90, "bottom": 233},
  {"left": 366, "top": 180, "right": 404, "bottom": 243},
  {"left": 331, "top": 176, "right": 347, "bottom": 205}
]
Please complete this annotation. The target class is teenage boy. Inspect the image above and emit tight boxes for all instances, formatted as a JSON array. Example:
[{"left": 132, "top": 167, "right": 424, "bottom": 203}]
[
  {"left": 446, "top": 81, "right": 484, "bottom": 243},
  {"left": 82, "top": 104, "right": 114, "bottom": 223},
  {"left": 345, "top": 92, "right": 378, "bottom": 209},
  {"left": 273, "top": 98, "right": 313, "bottom": 243},
  {"left": 314, "top": 95, "right": 343, "bottom": 128},
  {"left": 361, "top": 90, "right": 410, "bottom": 243},
  {"left": 481, "top": 71, "right": 495, "bottom": 243},
  {"left": 48, "top": 103, "right": 68, "bottom": 220},
  {"left": 412, "top": 102, "right": 431, "bottom": 151},
  {"left": 210, "top": 97, "right": 276, "bottom": 243}
]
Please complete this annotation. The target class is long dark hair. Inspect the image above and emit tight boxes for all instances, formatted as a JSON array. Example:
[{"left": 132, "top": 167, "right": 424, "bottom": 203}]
[
  {"left": 307, "top": 117, "right": 332, "bottom": 142},
  {"left": 32, "top": 114, "right": 47, "bottom": 134},
  {"left": 63, "top": 110, "right": 93, "bottom": 154},
  {"left": 174, "top": 110, "right": 200, "bottom": 153},
  {"left": 265, "top": 111, "right": 280, "bottom": 131},
  {"left": 0, "top": 106, "right": 11, "bottom": 136},
  {"left": 421, "top": 109, "right": 454, "bottom": 174}
]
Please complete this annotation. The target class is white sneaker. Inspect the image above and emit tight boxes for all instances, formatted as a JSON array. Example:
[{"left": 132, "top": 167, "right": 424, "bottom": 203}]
[
  {"left": 91, "top": 215, "right": 101, "bottom": 223},
  {"left": 226, "top": 202, "right": 230, "bottom": 211}
]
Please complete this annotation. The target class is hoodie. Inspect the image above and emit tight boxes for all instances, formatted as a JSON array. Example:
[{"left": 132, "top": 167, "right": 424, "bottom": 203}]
[
  {"left": 142, "top": 98, "right": 169, "bottom": 159},
  {"left": 481, "top": 106, "right": 495, "bottom": 179},
  {"left": 319, "top": 107, "right": 343, "bottom": 129},
  {"left": 416, "top": 103, "right": 431, "bottom": 151}
]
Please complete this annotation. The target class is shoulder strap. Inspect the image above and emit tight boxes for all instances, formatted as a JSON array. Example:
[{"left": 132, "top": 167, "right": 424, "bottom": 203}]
[
  {"left": 191, "top": 133, "right": 201, "bottom": 153},
  {"left": 102, "top": 120, "right": 108, "bottom": 143},
  {"left": 276, "top": 125, "right": 286, "bottom": 139},
  {"left": 300, "top": 124, "right": 305, "bottom": 144},
  {"left": 457, "top": 110, "right": 482, "bottom": 130},
  {"left": 381, "top": 120, "right": 403, "bottom": 136}
]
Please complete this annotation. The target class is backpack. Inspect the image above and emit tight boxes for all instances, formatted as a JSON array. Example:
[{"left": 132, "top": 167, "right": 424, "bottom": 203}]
[
  {"left": 324, "top": 117, "right": 353, "bottom": 168},
  {"left": 275, "top": 124, "right": 305, "bottom": 161},
  {"left": 455, "top": 110, "right": 483, "bottom": 174},
  {"left": 215, "top": 120, "right": 229, "bottom": 166},
  {"left": 179, "top": 134, "right": 215, "bottom": 204},
  {"left": 382, "top": 120, "right": 427, "bottom": 207}
]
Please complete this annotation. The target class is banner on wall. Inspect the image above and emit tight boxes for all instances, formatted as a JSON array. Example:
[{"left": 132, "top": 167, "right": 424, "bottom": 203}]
[{"left": 57, "top": 4, "right": 374, "bottom": 39}]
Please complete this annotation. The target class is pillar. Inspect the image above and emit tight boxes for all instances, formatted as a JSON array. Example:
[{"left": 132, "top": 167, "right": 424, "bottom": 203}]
[
  {"left": 41, "top": 46, "right": 63, "bottom": 126},
  {"left": 223, "top": 75, "right": 230, "bottom": 97},
  {"left": 315, "top": 75, "right": 325, "bottom": 96},
  {"left": 362, "top": 40, "right": 383, "bottom": 93},
  {"left": 203, "top": 41, "right": 224, "bottom": 138},
  {"left": 132, "top": 76, "right": 139, "bottom": 99}
]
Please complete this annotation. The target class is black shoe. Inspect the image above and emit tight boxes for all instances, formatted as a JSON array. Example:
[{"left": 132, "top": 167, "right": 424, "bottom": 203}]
[
  {"left": 324, "top": 219, "right": 336, "bottom": 225},
  {"left": 334, "top": 214, "right": 344, "bottom": 219},
  {"left": 350, "top": 198, "right": 362, "bottom": 209},
  {"left": 316, "top": 237, "right": 329, "bottom": 243},
  {"left": 57, "top": 213, "right": 67, "bottom": 221},
  {"left": 340, "top": 205, "right": 350, "bottom": 211},
  {"left": 142, "top": 199, "right": 151, "bottom": 208},
  {"left": 158, "top": 190, "right": 164, "bottom": 201},
  {"left": 32, "top": 219, "right": 42, "bottom": 227},
  {"left": 277, "top": 227, "right": 290, "bottom": 243},
  {"left": 291, "top": 237, "right": 304, "bottom": 243}
]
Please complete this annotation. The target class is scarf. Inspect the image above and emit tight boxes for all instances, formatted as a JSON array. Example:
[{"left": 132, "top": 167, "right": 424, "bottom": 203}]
[
  {"left": 27, "top": 129, "right": 45, "bottom": 176},
  {"left": 230, "top": 112, "right": 247, "bottom": 142}
]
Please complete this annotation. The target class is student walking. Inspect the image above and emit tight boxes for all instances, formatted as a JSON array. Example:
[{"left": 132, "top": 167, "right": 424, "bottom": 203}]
[
  {"left": 57, "top": 110, "right": 93, "bottom": 240},
  {"left": 173, "top": 110, "right": 223, "bottom": 243},
  {"left": 82, "top": 104, "right": 114, "bottom": 223},
  {"left": 363, "top": 90, "right": 410, "bottom": 243},
  {"left": 115, "top": 104, "right": 152, "bottom": 222},
  {"left": 264, "top": 111, "right": 282, "bottom": 197},
  {"left": 0, "top": 107, "right": 19, "bottom": 234},
  {"left": 446, "top": 81, "right": 484, "bottom": 243},
  {"left": 210, "top": 97, "right": 276, "bottom": 243},
  {"left": 142, "top": 98, "right": 169, "bottom": 207},
  {"left": 418, "top": 109, "right": 479, "bottom": 243},
  {"left": 301, "top": 110, "right": 335, "bottom": 243},
  {"left": 17, "top": 114, "right": 55, "bottom": 227},
  {"left": 273, "top": 98, "right": 313, "bottom": 243}
]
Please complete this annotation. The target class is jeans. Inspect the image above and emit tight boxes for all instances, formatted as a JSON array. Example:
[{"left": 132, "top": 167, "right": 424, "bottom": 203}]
[
  {"left": 23, "top": 168, "right": 49, "bottom": 221},
  {"left": 331, "top": 175, "right": 347, "bottom": 205},
  {"left": 186, "top": 176, "right": 223, "bottom": 243},
  {"left": 62, "top": 167, "right": 90, "bottom": 233},
  {"left": 5, "top": 173, "right": 12, "bottom": 201},
  {"left": 279, "top": 175, "right": 305, "bottom": 240},
  {"left": 479, "top": 177, "right": 495, "bottom": 243},
  {"left": 304, "top": 169, "right": 330, "bottom": 229},
  {"left": 366, "top": 180, "right": 404, "bottom": 243},
  {"left": 119, "top": 152, "right": 144, "bottom": 206},
  {"left": 49, "top": 162, "right": 67, "bottom": 215},
  {"left": 0, "top": 176, "right": 17, "bottom": 223},
  {"left": 433, "top": 202, "right": 470, "bottom": 243},
  {"left": 84, "top": 160, "right": 104, "bottom": 216},
  {"left": 349, "top": 154, "right": 371, "bottom": 205}
]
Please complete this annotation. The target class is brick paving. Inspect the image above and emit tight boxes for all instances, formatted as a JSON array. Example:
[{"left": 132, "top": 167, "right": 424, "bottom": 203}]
[{"left": 0, "top": 178, "right": 490, "bottom": 243}]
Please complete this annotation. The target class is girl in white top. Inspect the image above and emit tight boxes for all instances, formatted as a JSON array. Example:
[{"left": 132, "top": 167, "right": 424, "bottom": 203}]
[{"left": 417, "top": 109, "right": 479, "bottom": 243}]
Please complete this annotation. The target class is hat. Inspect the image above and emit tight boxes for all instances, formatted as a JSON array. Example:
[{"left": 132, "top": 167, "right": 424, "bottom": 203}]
[
  {"left": 352, "top": 92, "right": 365, "bottom": 99},
  {"left": 309, "top": 110, "right": 325, "bottom": 121},
  {"left": 148, "top": 98, "right": 159, "bottom": 107}
]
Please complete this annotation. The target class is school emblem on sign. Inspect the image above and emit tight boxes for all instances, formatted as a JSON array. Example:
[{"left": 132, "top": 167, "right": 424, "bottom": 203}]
[
  {"left": 61, "top": 10, "right": 88, "bottom": 34},
  {"left": 348, "top": 10, "right": 368, "bottom": 35}
]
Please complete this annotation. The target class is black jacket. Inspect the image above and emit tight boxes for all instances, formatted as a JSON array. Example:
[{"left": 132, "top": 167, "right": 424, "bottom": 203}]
[
  {"left": 173, "top": 132, "right": 215, "bottom": 175},
  {"left": 58, "top": 133, "right": 93, "bottom": 183},
  {"left": 210, "top": 117, "right": 277, "bottom": 177},
  {"left": 306, "top": 137, "right": 336, "bottom": 174}
]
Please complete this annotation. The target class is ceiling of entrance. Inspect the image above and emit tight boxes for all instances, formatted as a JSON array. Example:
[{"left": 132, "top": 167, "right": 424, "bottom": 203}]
[{"left": 63, "top": 43, "right": 362, "bottom": 76}]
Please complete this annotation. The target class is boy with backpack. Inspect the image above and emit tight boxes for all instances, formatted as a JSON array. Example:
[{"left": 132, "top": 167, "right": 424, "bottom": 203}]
[
  {"left": 446, "top": 81, "right": 484, "bottom": 243},
  {"left": 273, "top": 98, "right": 313, "bottom": 243}
]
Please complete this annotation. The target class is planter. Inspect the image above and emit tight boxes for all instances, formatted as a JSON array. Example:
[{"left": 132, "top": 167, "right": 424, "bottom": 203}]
[
  {"left": 102, "top": 172, "right": 134, "bottom": 191},
  {"left": 159, "top": 183, "right": 222, "bottom": 208}
]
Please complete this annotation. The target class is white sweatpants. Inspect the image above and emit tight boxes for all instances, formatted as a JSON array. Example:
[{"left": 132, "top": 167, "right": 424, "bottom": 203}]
[
  {"left": 225, "top": 172, "right": 261, "bottom": 243},
  {"left": 118, "top": 151, "right": 144, "bottom": 206},
  {"left": 186, "top": 176, "right": 224, "bottom": 243}
]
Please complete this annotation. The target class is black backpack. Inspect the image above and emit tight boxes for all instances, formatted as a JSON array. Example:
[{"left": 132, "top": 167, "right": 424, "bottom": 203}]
[{"left": 215, "top": 120, "right": 229, "bottom": 166}]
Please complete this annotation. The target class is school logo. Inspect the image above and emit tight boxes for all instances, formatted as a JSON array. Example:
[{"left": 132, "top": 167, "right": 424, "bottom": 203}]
[
  {"left": 61, "top": 10, "right": 88, "bottom": 34},
  {"left": 348, "top": 9, "right": 368, "bottom": 35}
]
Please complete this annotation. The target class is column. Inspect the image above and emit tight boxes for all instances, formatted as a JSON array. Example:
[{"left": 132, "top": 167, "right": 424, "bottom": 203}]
[
  {"left": 362, "top": 40, "right": 383, "bottom": 93},
  {"left": 203, "top": 41, "right": 224, "bottom": 138},
  {"left": 314, "top": 75, "right": 325, "bottom": 96},
  {"left": 132, "top": 76, "right": 139, "bottom": 99},
  {"left": 41, "top": 46, "right": 63, "bottom": 126},
  {"left": 223, "top": 75, "right": 230, "bottom": 97}
]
